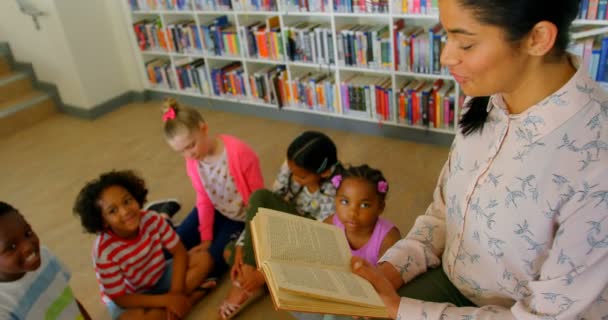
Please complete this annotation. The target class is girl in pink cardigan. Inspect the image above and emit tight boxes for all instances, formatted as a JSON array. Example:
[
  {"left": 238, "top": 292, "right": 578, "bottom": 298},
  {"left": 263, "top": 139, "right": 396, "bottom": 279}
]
[{"left": 161, "top": 97, "right": 264, "bottom": 281}]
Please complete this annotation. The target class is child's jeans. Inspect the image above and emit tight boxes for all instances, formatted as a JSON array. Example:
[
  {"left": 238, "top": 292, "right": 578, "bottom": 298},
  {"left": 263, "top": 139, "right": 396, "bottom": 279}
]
[
  {"left": 174, "top": 208, "right": 245, "bottom": 278},
  {"left": 105, "top": 259, "right": 174, "bottom": 320}
]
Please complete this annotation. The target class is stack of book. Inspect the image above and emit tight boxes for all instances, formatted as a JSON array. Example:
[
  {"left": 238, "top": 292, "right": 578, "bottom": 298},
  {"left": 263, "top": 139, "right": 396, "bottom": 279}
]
[
  {"left": 284, "top": 23, "right": 334, "bottom": 65},
  {"left": 146, "top": 58, "right": 176, "bottom": 89},
  {"left": 336, "top": 25, "right": 392, "bottom": 70},
  {"left": 340, "top": 75, "right": 393, "bottom": 121},
  {"left": 288, "top": 71, "right": 337, "bottom": 113},
  {"left": 395, "top": 78, "right": 455, "bottom": 128},
  {"left": 240, "top": 16, "right": 284, "bottom": 61}
]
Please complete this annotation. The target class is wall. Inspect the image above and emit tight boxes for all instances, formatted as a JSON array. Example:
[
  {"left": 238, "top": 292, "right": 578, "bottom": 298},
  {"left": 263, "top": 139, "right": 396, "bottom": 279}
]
[{"left": 0, "top": 0, "right": 143, "bottom": 110}]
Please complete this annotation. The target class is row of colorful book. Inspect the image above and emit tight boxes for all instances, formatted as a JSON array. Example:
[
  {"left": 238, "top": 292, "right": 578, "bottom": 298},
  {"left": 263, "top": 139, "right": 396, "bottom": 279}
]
[
  {"left": 248, "top": 65, "right": 287, "bottom": 106},
  {"left": 394, "top": 21, "right": 447, "bottom": 74},
  {"left": 284, "top": 23, "right": 335, "bottom": 64},
  {"left": 285, "top": 0, "right": 329, "bottom": 12},
  {"left": 146, "top": 58, "right": 177, "bottom": 89},
  {"left": 145, "top": 58, "right": 459, "bottom": 128},
  {"left": 334, "top": 0, "right": 389, "bottom": 13},
  {"left": 579, "top": 0, "right": 608, "bottom": 20},
  {"left": 337, "top": 25, "right": 392, "bottom": 69},
  {"left": 174, "top": 58, "right": 212, "bottom": 94},
  {"left": 340, "top": 75, "right": 393, "bottom": 121},
  {"left": 394, "top": 0, "right": 438, "bottom": 15},
  {"left": 129, "top": 0, "right": 191, "bottom": 10},
  {"left": 396, "top": 79, "right": 455, "bottom": 128},
  {"left": 240, "top": 16, "right": 284, "bottom": 60},
  {"left": 288, "top": 71, "right": 337, "bottom": 112},
  {"left": 232, "top": 0, "right": 278, "bottom": 11},
  {"left": 570, "top": 34, "right": 608, "bottom": 82}
]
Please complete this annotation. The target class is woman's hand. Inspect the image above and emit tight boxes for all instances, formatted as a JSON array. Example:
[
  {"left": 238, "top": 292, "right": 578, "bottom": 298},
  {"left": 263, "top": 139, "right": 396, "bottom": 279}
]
[{"left": 351, "top": 257, "right": 401, "bottom": 319}]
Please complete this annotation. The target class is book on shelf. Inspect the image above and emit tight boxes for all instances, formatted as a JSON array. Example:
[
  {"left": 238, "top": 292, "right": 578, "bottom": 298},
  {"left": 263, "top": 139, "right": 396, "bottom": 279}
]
[
  {"left": 146, "top": 58, "right": 176, "bottom": 89},
  {"left": 285, "top": 0, "right": 328, "bottom": 13},
  {"left": 133, "top": 18, "right": 169, "bottom": 52},
  {"left": 284, "top": 23, "right": 334, "bottom": 64},
  {"left": 193, "top": 0, "right": 232, "bottom": 11},
  {"left": 239, "top": 16, "right": 283, "bottom": 60},
  {"left": 129, "top": 0, "right": 192, "bottom": 11},
  {"left": 232, "top": 0, "right": 277, "bottom": 11},
  {"left": 340, "top": 75, "right": 393, "bottom": 121},
  {"left": 333, "top": 0, "right": 389, "bottom": 13},
  {"left": 393, "top": 20, "right": 448, "bottom": 75},
  {"left": 579, "top": 0, "right": 608, "bottom": 20},
  {"left": 336, "top": 24, "right": 392, "bottom": 70},
  {"left": 250, "top": 208, "right": 389, "bottom": 318},
  {"left": 249, "top": 65, "right": 288, "bottom": 107},
  {"left": 288, "top": 71, "right": 337, "bottom": 112},
  {"left": 569, "top": 33, "right": 608, "bottom": 82},
  {"left": 396, "top": 78, "right": 455, "bottom": 128},
  {"left": 394, "top": 0, "right": 438, "bottom": 15}
]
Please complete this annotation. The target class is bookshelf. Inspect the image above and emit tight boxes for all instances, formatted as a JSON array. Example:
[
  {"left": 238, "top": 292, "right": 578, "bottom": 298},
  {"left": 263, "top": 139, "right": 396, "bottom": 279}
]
[{"left": 121, "top": 1, "right": 608, "bottom": 136}]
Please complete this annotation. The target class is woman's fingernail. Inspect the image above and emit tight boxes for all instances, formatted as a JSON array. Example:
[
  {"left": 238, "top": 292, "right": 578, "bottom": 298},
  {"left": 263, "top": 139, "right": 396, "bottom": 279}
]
[{"left": 354, "top": 261, "right": 362, "bottom": 269}]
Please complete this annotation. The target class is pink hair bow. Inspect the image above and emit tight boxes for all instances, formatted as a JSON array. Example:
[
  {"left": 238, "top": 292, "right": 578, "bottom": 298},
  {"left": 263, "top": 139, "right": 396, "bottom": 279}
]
[
  {"left": 162, "top": 107, "right": 176, "bottom": 122},
  {"left": 377, "top": 181, "right": 388, "bottom": 193}
]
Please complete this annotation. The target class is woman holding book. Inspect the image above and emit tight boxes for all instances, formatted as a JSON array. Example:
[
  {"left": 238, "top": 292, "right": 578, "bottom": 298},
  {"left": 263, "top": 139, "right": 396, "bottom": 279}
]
[{"left": 351, "top": 0, "right": 608, "bottom": 319}]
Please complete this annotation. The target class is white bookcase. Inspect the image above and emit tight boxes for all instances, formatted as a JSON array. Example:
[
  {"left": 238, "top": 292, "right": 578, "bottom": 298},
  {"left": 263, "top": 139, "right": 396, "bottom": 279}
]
[{"left": 120, "top": 1, "right": 608, "bottom": 136}]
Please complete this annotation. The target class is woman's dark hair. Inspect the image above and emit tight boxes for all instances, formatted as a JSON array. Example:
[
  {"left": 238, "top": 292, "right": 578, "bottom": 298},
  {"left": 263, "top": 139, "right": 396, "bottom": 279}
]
[
  {"left": 73, "top": 170, "right": 148, "bottom": 234},
  {"left": 0, "top": 201, "right": 17, "bottom": 217},
  {"left": 287, "top": 131, "right": 338, "bottom": 174},
  {"left": 457, "top": 0, "right": 580, "bottom": 136},
  {"left": 339, "top": 164, "right": 389, "bottom": 202}
]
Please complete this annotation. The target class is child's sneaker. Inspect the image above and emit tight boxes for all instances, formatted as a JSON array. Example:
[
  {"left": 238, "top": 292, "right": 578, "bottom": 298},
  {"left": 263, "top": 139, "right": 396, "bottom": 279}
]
[{"left": 144, "top": 199, "right": 181, "bottom": 218}]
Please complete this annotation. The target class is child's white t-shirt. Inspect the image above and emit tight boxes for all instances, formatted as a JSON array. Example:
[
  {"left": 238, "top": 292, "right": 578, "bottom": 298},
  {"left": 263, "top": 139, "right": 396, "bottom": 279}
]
[
  {"left": 198, "top": 150, "right": 246, "bottom": 221},
  {"left": 0, "top": 246, "right": 83, "bottom": 320}
]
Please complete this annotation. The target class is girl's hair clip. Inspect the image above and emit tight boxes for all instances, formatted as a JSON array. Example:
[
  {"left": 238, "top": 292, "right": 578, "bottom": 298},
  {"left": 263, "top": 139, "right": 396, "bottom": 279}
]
[
  {"left": 377, "top": 180, "right": 388, "bottom": 193},
  {"left": 331, "top": 175, "right": 342, "bottom": 189},
  {"left": 162, "top": 107, "right": 176, "bottom": 122}
]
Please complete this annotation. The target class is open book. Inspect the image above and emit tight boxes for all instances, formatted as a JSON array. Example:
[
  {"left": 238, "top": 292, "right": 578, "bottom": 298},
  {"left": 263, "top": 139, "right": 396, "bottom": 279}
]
[{"left": 251, "top": 208, "right": 389, "bottom": 318}]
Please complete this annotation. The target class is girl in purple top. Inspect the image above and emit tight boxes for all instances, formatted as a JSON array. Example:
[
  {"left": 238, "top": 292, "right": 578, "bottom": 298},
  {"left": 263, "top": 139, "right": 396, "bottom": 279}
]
[{"left": 325, "top": 164, "right": 401, "bottom": 266}]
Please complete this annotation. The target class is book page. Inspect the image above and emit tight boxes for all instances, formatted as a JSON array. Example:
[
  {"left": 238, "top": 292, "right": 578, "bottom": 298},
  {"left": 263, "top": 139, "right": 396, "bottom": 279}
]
[
  {"left": 266, "top": 261, "right": 384, "bottom": 308},
  {"left": 263, "top": 264, "right": 389, "bottom": 318},
  {"left": 256, "top": 208, "right": 351, "bottom": 269}
]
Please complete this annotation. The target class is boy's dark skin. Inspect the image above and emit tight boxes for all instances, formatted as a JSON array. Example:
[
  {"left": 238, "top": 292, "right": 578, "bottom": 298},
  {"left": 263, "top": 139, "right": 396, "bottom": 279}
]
[{"left": 0, "top": 209, "right": 91, "bottom": 319}]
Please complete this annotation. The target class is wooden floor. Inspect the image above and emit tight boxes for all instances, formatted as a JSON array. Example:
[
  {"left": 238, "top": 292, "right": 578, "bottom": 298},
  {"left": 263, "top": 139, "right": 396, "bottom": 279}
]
[{"left": 0, "top": 102, "right": 449, "bottom": 319}]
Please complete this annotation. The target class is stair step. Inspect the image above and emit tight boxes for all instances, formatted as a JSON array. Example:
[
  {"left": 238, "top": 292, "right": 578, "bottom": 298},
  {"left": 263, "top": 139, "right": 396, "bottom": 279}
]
[
  {"left": 0, "top": 72, "right": 33, "bottom": 102},
  {"left": 0, "top": 91, "right": 56, "bottom": 137},
  {"left": 0, "top": 55, "right": 10, "bottom": 76}
]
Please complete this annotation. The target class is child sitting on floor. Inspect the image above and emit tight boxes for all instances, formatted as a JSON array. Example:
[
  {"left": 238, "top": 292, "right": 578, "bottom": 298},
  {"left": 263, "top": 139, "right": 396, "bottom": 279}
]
[
  {"left": 0, "top": 201, "right": 91, "bottom": 320},
  {"left": 73, "top": 170, "right": 214, "bottom": 320}
]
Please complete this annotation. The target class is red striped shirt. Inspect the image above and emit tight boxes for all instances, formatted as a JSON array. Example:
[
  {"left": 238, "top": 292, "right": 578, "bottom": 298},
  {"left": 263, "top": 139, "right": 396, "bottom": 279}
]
[{"left": 93, "top": 211, "right": 179, "bottom": 300}]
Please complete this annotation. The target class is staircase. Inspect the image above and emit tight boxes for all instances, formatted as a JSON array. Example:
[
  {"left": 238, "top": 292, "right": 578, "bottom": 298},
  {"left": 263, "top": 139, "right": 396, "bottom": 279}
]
[{"left": 0, "top": 42, "right": 58, "bottom": 137}]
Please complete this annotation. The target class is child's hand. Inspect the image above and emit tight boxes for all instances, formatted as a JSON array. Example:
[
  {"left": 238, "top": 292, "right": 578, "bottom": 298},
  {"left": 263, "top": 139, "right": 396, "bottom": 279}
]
[
  {"left": 351, "top": 257, "right": 400, "bottom": 319},
  {"left": 164, "top": 293, "right": 191, "bottom": 319}
]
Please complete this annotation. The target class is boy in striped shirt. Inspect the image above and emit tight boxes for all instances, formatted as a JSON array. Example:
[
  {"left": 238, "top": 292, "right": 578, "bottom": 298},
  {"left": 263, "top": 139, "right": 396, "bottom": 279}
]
[
  {"left": 0, "top": 201, "right": 90, "bottom": 320},
  {"left": 74, "top": 170, "right": 214, "bottom": 320}
]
